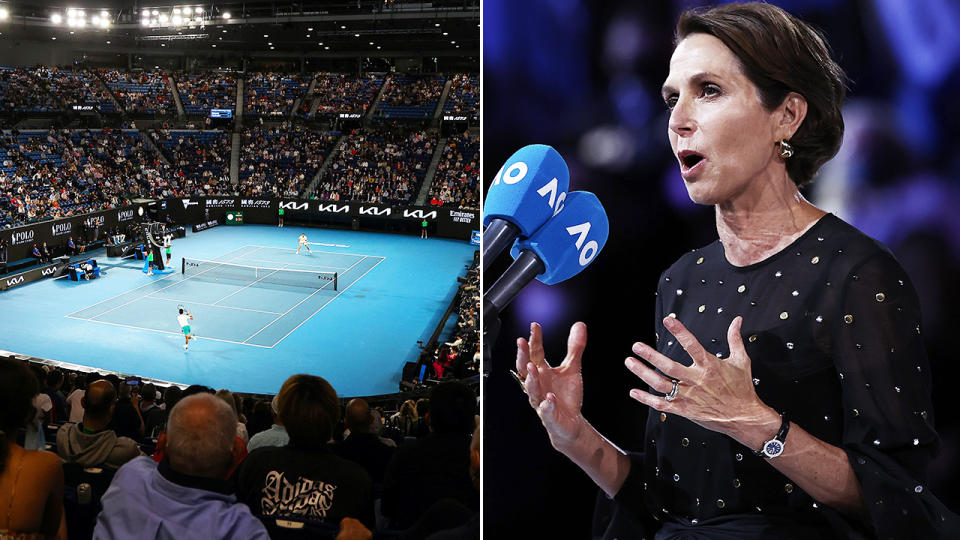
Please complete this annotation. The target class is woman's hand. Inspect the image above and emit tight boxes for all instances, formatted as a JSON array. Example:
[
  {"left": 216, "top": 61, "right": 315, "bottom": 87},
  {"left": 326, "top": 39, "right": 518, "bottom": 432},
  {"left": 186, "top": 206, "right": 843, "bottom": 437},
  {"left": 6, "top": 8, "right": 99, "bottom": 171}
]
[
  {"left": 626, "top": 316, "right": 772, "bottom": 440},
  {"left": 515, "top": 322, "right": 588, "bottom": 453}
]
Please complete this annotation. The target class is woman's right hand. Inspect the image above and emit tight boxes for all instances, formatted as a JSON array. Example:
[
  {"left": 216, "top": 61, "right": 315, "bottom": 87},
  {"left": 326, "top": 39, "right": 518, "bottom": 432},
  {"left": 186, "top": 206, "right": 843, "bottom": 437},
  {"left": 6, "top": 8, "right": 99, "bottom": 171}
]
[{"left": 516, "top": 322, "right": 588, "bottom": 453}]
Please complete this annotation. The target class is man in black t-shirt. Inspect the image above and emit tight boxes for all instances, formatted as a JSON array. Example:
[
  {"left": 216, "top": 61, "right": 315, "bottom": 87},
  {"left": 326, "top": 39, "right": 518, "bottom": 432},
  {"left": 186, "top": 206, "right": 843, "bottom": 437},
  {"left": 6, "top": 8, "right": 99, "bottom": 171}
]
[{"left": 235, "top": 374, "right": 374, "bottom": 528}]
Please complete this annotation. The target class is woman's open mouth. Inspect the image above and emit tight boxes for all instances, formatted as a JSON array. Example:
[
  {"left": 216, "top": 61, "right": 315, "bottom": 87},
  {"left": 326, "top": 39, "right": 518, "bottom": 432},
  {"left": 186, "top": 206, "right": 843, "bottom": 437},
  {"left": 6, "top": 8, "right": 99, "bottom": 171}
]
[{"left": 678, "top": 150, "right": 706, "bottom": 180}]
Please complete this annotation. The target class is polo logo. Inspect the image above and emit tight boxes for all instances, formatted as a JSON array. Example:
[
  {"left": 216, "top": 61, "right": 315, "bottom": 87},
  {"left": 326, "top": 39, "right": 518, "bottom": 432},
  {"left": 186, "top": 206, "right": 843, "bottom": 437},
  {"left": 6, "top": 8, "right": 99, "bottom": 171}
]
[
  {"left": 317, "top": 204, "right": 350, "bottom": 214},
  {"left": 85, "top": 215, "right": 105, "bottom": 228},
  {"left": 51, "top": 222, "right": 72, "bottom": 236},
  {"left": 358, "top": 206, "right": 391, "bottom": 216},
  {"left": 11, "top": 230, "right": 34, "bottom": 245},
  {"left": 118, "top": 209, "right": 135, "bottom": 222}
]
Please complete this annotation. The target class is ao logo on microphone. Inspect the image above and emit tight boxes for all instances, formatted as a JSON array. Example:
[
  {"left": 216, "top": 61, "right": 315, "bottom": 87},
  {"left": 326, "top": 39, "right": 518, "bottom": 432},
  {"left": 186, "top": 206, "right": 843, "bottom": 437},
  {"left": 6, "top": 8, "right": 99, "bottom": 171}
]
[
  {"left": 492, "top": 160, "right": 566, "bottom": 217},
  {"left": 566, "top": 222, "right": 600, "bottom": 266}
]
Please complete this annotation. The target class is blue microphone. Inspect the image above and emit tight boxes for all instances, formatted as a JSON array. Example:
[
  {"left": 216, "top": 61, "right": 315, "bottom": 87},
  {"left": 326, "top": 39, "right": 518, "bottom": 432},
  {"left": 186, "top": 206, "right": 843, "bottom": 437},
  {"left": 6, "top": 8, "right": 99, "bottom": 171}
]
[
  {"left": 483, "top": 191, "right": 609, "bottom": 322},
  {"left": 482, "top": 144, "right": 569, "bottom": 272}
]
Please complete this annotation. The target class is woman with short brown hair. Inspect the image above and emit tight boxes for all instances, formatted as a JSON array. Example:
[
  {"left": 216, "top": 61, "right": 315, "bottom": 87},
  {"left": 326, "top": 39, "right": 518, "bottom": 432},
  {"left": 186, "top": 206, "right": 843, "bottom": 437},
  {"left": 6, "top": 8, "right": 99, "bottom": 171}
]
[{"left": 515, "top": 3, "right": 958, "bottom": 537}]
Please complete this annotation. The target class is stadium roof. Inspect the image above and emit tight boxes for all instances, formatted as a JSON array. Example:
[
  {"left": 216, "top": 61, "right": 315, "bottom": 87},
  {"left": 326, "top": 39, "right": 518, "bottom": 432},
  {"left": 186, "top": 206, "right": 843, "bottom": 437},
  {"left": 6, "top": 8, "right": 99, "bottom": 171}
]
[{"left": 0, "top": 1, "right": 479, "bottom": 58}]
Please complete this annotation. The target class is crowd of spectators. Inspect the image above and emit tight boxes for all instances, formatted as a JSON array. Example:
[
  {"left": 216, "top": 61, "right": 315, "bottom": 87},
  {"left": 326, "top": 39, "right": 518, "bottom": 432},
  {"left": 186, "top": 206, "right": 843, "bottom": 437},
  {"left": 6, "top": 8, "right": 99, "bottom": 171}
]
[
  {"left": 442, "top": 74, "right": 479, "bottom": 121},
  {"left": 0, "top": 129, "right": 161, "bottom": 227},
  {"left": 100, "top": 69, "right": 172, "bottom": 115},
  {"left": 313, "top": 128, "right": 436, "bottom": 204},
  {"left": 0, "top": 67, "right": 59, "bottom": 112},
  {"left": 239, "top": 123, "right": 337, "bottom": 198},
  {"left": 33, "top": 67, "right": 115, "bottom": 113},
  {"left": 176, "top": 73, "right": 236, "bottom": 115},
  {"left": 378, "top": 75, "right": 445, "bottom": 107},
  {"left": 245, "top": 72, "right": 310, "bottom": 118},
  {"left": 427, "top": 132, "right": 479, "bottom": 209},
  {"left": 150, "top": 130, "right": 232, "bottom": 197},
  {"left": 306, "top": 73, "right": 385, "bottom": 117},
  {"left": 0, "top": 357, "right": 479, "bottom": 539}
]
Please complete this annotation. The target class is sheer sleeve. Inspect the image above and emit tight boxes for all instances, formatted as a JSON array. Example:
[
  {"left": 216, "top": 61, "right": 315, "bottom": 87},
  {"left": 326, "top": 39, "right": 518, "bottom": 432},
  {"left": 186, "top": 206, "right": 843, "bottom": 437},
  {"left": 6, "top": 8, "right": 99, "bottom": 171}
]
[
  {"left": 611, "top": 275, "right": 663, "bottom": 525},
  {"left": 832, "top": 251, "right": 960, "bottom": 537}
]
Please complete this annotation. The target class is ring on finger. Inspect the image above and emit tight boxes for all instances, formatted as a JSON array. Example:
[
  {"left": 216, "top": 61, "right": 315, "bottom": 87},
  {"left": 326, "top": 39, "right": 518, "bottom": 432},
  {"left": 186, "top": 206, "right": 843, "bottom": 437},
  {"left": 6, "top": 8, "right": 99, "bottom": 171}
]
[{"left": 664, "top": 379, "right": 680, "bottom": 402}]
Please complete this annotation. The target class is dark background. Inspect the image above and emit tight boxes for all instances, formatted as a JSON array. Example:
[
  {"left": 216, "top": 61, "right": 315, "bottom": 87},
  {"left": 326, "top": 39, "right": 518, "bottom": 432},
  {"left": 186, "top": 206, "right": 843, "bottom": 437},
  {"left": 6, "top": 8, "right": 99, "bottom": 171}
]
[{"left": 482, "top": 0, "right": 960, "bottom": 537}]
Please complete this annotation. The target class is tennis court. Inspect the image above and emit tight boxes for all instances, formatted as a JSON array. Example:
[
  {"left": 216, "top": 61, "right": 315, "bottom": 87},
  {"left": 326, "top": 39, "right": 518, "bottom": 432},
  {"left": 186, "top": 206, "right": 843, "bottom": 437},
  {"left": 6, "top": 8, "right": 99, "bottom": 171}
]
[
  {"left": 0, "top": 225, "right": 475, "bottom": 396},
  {"left": 67, "top": 245, "right": 384, "bottom": 348}
]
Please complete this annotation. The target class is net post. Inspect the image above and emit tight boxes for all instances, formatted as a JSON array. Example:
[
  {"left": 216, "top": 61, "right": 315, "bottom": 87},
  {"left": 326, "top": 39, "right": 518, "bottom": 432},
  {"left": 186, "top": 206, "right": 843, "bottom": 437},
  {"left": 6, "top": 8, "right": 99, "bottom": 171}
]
[
  {"left": 181, "top": 257, "right": 185, "bottom": 274},
  {"left": 334, "top": 272, "right": 338, "bottom": 291}
]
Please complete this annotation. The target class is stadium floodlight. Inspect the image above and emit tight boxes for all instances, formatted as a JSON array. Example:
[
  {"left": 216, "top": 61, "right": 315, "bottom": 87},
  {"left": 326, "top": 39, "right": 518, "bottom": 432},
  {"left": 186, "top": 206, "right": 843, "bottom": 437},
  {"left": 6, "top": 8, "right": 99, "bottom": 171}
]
[
  {"left": 101, "top": 11, "right": 108, "bottom": 18},
  {"left": 0, "top": 9, "right": 9, "bottom": 20},
  {"left": 158, "top": 13, "right": 168, "bottom": 23},
  {"left": 173, "top": 8, "right": 181, "bottom": 14},
  {"left": 99, "top": 17, "right": 109, "bottom": 28},
  {"left": 152, "top": 10, "right": 159, "bottom": 15},
  {"left": 51, "top": 13, "right": 62, "bottom": 24},
  {"left": 172, "top": 15, "right": 182, "bottom": 25},
  {"left": 141, "top": 17, "right": 150, "bottom": 26},
  {"left": 195, "top": 7, "right": 203, "bottom": 14}
]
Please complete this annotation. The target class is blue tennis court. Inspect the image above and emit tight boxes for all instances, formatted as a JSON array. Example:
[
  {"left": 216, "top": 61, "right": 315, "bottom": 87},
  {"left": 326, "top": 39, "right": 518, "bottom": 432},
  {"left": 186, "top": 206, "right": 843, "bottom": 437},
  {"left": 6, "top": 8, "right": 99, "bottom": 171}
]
[{"left": 1, "top": 225, "right": 476, "bottom": 396}]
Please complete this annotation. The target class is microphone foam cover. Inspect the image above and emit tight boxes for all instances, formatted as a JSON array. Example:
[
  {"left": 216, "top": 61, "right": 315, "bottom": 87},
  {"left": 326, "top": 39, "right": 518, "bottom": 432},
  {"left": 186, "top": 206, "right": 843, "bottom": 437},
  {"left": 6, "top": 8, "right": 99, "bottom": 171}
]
[
  {"left": 510, "top": 191, "right": 609, "bottom": 285},
  {"left": 483, "top": 144, "right": 570, "bottom": 237}
]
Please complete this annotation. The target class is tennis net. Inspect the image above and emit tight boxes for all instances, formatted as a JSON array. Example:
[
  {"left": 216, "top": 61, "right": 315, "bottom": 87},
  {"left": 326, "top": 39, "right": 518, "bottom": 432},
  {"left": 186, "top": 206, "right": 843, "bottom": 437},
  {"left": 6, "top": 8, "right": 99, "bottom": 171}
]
[{"left": 181, "top": 258, "right": 337, "bottom": 290}]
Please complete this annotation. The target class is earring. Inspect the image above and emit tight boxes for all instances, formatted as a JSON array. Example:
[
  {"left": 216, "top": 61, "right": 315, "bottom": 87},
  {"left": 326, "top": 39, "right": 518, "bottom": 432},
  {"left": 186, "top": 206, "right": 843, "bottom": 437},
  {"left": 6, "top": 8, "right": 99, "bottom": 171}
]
[{"left": 778, "top": 139, "right": 794, "bottom": 159}]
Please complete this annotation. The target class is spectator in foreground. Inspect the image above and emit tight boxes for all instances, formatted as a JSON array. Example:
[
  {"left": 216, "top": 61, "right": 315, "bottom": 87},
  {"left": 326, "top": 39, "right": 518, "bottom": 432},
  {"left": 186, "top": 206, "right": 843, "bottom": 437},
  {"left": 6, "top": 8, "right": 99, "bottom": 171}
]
[
  {"left": 56, "top": 379, "right": 141, "bottom": 468},
  {"left": 246, "top": 394, "right": 288, "bottom": 451},
  {"left": 382, "top": 381, "right": 479, "bottom": 529},
  {"left": 333, "top": 398, "right": 396, "bottom": 485},
  {"left": 0, "top": 358, "right": 66, "bottom": 539},
  {"left": 94, "top": 393, "right": 268, "bottom": 539},
  {"left": 235, "top": 374, "right": 374, "bottom": 528}
]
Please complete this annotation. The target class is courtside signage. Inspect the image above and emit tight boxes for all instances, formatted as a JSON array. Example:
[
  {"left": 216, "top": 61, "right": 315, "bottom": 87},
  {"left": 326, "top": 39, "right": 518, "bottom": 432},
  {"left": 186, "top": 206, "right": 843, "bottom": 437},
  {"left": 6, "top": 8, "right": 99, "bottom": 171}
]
[
  {"left": 51, "top": 222, "right": 72, "bottom": 236},
  {"left": 11, "top": 229, "right": 34, "bottom": 245}
]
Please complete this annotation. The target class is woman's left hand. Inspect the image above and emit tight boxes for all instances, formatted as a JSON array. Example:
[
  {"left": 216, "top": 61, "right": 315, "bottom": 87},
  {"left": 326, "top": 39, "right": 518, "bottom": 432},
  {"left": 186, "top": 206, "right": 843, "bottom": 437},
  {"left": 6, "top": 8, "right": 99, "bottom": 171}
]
[{"left": 626, "top": 315, "right": 769, "bottom": 438}]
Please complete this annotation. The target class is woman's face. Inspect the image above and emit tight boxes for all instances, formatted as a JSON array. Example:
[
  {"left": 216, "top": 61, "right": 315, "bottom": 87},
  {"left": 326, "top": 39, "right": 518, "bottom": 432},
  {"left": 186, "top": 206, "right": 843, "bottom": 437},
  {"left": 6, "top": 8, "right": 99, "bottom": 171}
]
[{"left": 662, "top": 33, "right": 783, "bottom": 205}]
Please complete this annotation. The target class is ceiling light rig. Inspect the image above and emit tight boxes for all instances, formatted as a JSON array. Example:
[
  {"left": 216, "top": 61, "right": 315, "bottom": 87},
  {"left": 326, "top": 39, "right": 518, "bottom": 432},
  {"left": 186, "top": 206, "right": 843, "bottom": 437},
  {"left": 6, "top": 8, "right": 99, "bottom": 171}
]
[
  {"left": 139, "top": 6, "right": 207, "bottom": 29},
  {"left": 50, "top": 8, "right": 112, "bottom": 29}
]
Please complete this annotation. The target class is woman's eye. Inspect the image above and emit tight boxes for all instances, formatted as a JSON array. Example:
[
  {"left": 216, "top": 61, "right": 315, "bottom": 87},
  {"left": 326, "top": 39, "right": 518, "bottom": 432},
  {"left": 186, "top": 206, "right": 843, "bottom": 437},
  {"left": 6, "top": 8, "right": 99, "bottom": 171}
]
[{"left": 702, "top": 84, "right": 721, "bottom": 97}]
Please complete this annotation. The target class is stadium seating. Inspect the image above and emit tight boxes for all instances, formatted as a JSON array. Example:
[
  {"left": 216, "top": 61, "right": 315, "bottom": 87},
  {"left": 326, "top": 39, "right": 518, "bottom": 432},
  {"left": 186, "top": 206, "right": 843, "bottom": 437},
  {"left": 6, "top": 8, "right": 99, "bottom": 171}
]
[
  {"left": 427, "top": 132, "right": 479, "bottom": 209},
  {"left": 176, "top": 73, "right": 236, "bottom": 115},
  {"left": 443, "top": 74, "right": 479, "bottom": 122},
  {"left": 239, "top": 123, "right": 338, "bottom": 197},
  {"left": 150, "top": 130, "right": 232, "bottom": 196},
  {"left": 100, "top": 69, "right": 173, "bottom": 115},
  {"left": 245, "top": 72, "right": 310, "bottom": 118},
  {"left": 306, "top": 73, "right": 385, "bottom": 118},
  {"left": 313, "top": 128, "right": 436, "bottom": 205},
  {"left": 375, "top": 75, "right": 445, "bottom": 119}
]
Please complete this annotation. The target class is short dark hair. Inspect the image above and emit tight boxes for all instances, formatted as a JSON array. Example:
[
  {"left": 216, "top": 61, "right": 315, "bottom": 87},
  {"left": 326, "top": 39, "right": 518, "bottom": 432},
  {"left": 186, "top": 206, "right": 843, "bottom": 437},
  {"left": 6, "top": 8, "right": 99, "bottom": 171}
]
[
  {"left": 46, "top": 369, "right": 64, "bottom": 388},
  {"left": 84, "top": 381, "right": 117, "bottom": 419},
  {"left": 676, "top": 2, "right": 846, "bottom": 187},
  {"left": 142, "top": 383, "right": 157, "bottom": 402},
  {"left": 178, "top": 309, "right": 184, "bottom": 315},
  {"left": 0, "top": 359, "right": 39, "bottom": 472},
  {"left": 428, "top": 381, "right": 476, "bottom": 435},
  {"left": 277, "top": 374, "right": 339, "bottom": 450}
]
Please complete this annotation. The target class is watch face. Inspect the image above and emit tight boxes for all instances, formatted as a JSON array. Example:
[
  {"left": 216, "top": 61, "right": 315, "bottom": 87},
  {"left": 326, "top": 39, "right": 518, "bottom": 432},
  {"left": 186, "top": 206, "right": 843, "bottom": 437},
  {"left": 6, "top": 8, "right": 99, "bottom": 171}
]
[{"left": 763, "top": 440, "right": 784, "bottom": 458}]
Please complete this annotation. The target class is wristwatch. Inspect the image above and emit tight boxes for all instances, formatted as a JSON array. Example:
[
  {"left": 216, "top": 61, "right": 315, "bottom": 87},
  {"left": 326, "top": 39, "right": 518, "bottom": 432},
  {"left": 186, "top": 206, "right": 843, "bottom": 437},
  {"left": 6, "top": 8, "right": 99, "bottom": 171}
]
[{"left": 754, "top": 414, "right": 790, "bottom": 459}]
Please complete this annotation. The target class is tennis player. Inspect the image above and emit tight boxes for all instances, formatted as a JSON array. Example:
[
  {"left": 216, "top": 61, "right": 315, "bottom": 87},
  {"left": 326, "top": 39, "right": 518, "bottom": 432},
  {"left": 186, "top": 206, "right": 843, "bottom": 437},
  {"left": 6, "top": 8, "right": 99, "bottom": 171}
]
[
  {"left": 296, "top": 233, "right": 312, "bottom": 255},
  {"left": 177, "top": 308, "right": 195, "bottom": 350}
]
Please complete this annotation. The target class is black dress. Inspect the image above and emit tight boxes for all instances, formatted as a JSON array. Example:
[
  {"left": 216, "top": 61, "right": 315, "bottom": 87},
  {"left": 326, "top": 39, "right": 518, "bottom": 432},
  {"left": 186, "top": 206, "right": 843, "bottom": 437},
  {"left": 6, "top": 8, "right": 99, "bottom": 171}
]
[{"left": 613, "top": 214, "right": 959, "bottom": 539}]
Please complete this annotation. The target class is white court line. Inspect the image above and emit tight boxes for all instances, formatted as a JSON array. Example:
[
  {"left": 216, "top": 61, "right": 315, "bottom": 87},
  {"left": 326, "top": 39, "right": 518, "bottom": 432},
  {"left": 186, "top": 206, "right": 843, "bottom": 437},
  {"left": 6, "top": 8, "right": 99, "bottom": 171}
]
[
  {"left": 64, "top": 315, "right": 273, "bottom": 349},
  {"left": 242, "top": 277, "right": 337, "bottom": 343},
  {"left": 306, "top": 242, "right": 350, "bottom": 248},
  {"left": 210, "top": 263, "right": 291, "bottom": 306},
  {"left": 238, "top": 258, "right": 350, "bottom": 271},
  {"left": 249, "top": 245, "right": 369, "bottom": 258},
  {"left": 84, "top": 248, "right": 260, "bottom": 321},
  {"left": 267, "top": 256, "right": 387, "bottom": 347},
  {"left": 65, "top": 244, "right": 258, "bottom": 318},
  {"left": 144, "top": 295, "right": 283, "bottom": 315}
]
